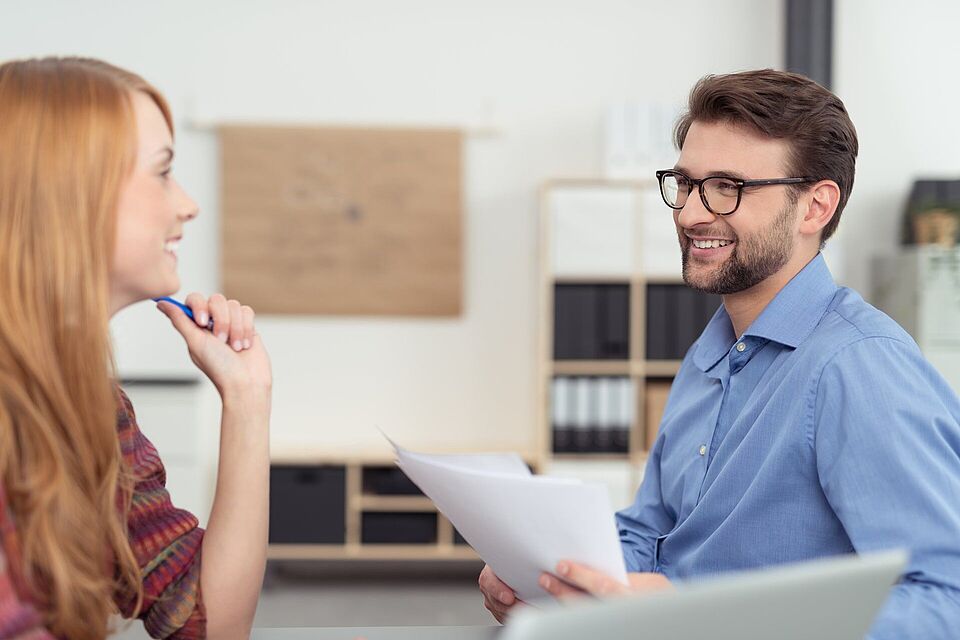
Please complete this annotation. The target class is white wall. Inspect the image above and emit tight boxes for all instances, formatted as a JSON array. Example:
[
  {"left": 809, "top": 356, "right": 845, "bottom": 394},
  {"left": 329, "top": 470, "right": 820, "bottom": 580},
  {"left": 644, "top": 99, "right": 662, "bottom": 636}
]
[
  {"left": 0, "top": 1, "right": 782, "bottom": 468},
  {"left": 834, "top": 0, "right": 960, "bottom": 295}
]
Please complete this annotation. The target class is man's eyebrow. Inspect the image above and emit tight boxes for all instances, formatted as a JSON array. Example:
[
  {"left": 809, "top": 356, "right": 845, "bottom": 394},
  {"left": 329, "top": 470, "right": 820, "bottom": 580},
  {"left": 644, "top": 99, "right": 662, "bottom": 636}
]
[
  {"left": 672, "top": 165, "right": 748, "bottom": 181},
  {"left": 707, "top": 169, "right": 747, "bottom": 180}
]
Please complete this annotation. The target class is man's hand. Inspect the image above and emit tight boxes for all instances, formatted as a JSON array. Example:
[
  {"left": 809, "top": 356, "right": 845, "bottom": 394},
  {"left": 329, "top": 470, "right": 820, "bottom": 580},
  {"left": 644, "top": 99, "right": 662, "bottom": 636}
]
[
  {"left": 479, "top": 565, "right": 525, "bottom": 623},
  {"left": 539, "top": 561, "right": 673, "bottom": 599}
]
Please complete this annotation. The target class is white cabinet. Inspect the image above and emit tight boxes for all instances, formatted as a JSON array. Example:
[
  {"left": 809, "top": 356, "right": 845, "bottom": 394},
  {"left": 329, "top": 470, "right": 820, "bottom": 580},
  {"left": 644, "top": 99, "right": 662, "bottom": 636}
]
[
  {"left": 548, "top": 185, "right": 639, "bottom": 278},
  {"left": 111, "top": 303, "right": 199, "bottom": 381},
  {"left": 873, "top": 247, "right": 960, "bottom": 392},
  {"left": 546, "top": 182, "right": 680, "bottom": 281},
  {"left": 120, "top": 383, "right": 212, "bottom": 518},
  {"left": 543, "top": 459, "right": 644, "bottom": 512}
]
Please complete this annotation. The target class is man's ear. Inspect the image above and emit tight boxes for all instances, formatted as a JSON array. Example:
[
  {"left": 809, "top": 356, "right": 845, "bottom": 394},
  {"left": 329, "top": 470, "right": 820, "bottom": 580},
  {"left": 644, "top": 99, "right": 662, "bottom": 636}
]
[{"left": 799, "top": 180, "right": 841, "bottom": 239}]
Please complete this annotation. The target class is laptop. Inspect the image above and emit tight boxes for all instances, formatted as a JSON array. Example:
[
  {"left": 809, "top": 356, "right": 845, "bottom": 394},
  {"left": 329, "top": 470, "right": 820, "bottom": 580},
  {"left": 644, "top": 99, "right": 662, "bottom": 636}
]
[{"left": 501, "top": 550, "right": 907, "bottom": 640}]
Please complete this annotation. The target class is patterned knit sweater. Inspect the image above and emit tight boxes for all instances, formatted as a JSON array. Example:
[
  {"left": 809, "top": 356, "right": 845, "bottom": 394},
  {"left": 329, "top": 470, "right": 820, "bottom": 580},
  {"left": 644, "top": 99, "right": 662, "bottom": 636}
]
[{"left": 0, "top": 388, "right": 206, "bottom": 638}]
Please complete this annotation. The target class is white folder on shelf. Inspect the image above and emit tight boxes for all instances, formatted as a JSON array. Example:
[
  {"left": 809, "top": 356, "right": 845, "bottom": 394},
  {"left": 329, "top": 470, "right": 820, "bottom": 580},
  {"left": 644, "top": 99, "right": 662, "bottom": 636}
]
[{"left": 384, "top": 434, "right": 628, "bottom": 602}]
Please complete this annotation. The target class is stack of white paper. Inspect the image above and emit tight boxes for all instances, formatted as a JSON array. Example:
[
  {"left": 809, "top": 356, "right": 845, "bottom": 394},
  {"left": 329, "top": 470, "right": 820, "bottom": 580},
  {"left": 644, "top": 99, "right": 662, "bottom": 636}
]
[{"left": 386, "top": 436, "right": 628, "bottom": 602}]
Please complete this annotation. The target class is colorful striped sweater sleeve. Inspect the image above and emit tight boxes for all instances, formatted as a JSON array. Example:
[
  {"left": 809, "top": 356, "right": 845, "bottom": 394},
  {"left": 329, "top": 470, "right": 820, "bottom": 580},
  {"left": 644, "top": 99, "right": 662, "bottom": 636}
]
[
  {"left": 0, "top": 389, "right": 207, "bottom": 638},
  {"left": 0, "top": 488, "right": 52, "bottom": 639},
  {"left": 115, "top": 387, "right": 207, "bottom": 639}
]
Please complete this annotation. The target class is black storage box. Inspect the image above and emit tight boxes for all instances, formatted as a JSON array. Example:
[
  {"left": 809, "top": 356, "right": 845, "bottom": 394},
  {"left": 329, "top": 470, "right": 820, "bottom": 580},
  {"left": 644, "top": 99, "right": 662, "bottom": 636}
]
[
  {"left": 646, "top": 284, "right": 720, "bottom": 360},
  {"left": 554, "top": 284, "right": 630, "bottom": 360},
  {"left": 361, "top": 512, "right": 437, "bottom": 544},
  {"left": 362, "top": 466, "right": 423, "bottom": 496},
  {"left": 269, "top": 465, "right": 346, "bottom": 544}
]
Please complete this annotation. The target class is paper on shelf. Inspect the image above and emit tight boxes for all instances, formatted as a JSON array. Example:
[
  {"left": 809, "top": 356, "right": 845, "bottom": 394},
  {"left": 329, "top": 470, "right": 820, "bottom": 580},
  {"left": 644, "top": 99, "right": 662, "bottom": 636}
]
[{"left": 385, "top": 435, "right": 628, "bottom": 602}]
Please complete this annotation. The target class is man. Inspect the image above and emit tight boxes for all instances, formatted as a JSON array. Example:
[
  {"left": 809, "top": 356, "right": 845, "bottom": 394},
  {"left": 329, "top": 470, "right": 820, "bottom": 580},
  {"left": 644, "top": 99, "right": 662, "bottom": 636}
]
[{"left": 480, "top": 69, "right": 960, "bottom": 638}]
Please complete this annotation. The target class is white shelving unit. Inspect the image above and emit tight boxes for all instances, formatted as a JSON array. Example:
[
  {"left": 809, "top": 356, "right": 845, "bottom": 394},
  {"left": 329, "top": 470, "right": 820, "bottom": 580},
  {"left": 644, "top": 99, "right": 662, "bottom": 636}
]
[{"left": 537, "top": 178, "right": 686, "bottom": 502}]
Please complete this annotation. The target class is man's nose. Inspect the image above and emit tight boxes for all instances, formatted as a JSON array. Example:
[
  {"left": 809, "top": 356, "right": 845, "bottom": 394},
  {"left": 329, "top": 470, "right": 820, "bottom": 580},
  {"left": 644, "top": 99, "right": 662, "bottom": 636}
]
[{"left": 676, "top": 189, "right": 716, "bottom": 229}]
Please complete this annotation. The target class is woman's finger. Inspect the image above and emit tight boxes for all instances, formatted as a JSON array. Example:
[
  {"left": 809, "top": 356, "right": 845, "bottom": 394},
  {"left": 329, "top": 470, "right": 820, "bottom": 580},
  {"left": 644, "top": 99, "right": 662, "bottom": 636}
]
[
  {"left": 227, "top": 299, "right": 244, "bottom": 352},
  {"left": 183, "top": 292, "right": 210, "bottom": 329},
  {"left": 156, "top": 300, "right": 204, "bottom": 348},
  {"left": 208, "top": 293, "right": 230, "bottom": 343},
  {"left": 241, "top": 305, "right": 255, "bottom": 350}
]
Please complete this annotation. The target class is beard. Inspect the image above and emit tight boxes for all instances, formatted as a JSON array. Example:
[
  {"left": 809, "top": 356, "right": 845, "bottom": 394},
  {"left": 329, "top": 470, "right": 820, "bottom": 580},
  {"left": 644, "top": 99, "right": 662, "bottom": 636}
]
[{"left": 680, "top": 201, "right": 796, "bottom": 295}]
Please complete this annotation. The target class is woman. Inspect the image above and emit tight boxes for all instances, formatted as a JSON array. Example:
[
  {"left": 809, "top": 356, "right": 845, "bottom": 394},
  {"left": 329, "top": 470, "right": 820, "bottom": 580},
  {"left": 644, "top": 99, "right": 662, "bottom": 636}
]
[{"left": 0, "top": 57, "right": 271, "bottom": 638}]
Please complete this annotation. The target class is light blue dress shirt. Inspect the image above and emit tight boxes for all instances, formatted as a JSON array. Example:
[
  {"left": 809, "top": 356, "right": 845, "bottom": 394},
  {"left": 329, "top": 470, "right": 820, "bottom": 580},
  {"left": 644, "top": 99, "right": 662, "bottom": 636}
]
[{"left": 617, "top": 254, "right": 960, "bottom": 639}]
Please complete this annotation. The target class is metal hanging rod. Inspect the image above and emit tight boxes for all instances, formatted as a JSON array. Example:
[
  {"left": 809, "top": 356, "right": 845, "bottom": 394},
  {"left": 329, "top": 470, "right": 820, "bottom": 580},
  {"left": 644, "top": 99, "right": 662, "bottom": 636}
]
[{"left": 181, "top": 117, "right": 501, "bottom": 138}]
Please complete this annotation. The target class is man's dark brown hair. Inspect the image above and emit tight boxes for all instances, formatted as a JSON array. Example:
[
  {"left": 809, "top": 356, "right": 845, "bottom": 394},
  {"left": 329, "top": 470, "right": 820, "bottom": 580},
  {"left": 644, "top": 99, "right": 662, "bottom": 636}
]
[{"left": 675, "top": 69, "right": 858, "bottom": 244}]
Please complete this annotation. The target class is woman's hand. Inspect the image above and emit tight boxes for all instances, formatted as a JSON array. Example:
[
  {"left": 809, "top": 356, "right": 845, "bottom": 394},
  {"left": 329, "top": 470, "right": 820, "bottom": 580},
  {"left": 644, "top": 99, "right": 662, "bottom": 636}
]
[
  {"left": 157, "top": 293, "right": 271, "bottom": 402},
  {"left": 164, "top": 294, "right": 273, "bottom": 637}
]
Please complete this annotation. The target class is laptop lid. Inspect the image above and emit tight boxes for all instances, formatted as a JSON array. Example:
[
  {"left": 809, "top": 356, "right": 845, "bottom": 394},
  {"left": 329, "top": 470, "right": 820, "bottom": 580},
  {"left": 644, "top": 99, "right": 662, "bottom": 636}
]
[{"left": 501, "top": 550, "right": 907, "bottom": 640}]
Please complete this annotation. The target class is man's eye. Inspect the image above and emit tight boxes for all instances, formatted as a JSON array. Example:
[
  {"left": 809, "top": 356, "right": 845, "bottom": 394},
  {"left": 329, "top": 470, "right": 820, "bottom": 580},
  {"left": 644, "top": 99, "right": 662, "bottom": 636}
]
[{"left": 715, "top": 180, "right": 738, "bottom": 192}]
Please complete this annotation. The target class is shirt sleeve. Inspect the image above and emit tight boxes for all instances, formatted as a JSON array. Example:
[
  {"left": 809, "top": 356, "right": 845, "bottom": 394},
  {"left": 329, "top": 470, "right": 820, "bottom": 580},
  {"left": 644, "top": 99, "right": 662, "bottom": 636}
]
[
  {"left": 115, "top": 389, "right": 207, "bottom": 639},
  {"left": 616, "top": 431, "right": 677, "bottom": 573},
  {"left": 813, "top": 336, "right": 960, "bottom": 640}
]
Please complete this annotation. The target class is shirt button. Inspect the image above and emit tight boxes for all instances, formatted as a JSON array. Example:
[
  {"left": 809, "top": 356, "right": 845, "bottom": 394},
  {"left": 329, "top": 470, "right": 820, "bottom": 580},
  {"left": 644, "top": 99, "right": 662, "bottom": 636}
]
[
  {"left": 736, "top": 342, "right": 746, "bottom": 352},
  {"left": 699, "top": 445, "right": 707, "bottom": 456}
]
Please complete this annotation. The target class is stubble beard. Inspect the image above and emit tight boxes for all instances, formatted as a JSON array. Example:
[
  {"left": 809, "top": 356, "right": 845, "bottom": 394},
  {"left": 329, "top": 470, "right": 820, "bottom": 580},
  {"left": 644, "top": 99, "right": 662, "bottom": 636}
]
[{"left": 680, "top": 202, "right": 797, "bottom": 295}]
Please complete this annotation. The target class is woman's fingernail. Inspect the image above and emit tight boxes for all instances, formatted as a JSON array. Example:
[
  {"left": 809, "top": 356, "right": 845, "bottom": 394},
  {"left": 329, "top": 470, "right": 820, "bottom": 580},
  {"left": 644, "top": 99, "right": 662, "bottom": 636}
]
[
  {"left": 539, "top": 576, "right": 551, "bottom": 590},
  {"left": 218, "top": 332, "right": 228, "bottom": 343},
  {"left": 500, "top": 591, "right": 512, "bottom": 603},
  {"left": 557, "top": 563, "right": 569, "bottom": 576},
  {"left": 243, "top": 339, "right": 251, "bottom": 349},
  {"left": 232, "top": 340, "right": 243, "bottom": 351},
  {"left": 198, "top": 312, "right": 208, "bottom": 326}
]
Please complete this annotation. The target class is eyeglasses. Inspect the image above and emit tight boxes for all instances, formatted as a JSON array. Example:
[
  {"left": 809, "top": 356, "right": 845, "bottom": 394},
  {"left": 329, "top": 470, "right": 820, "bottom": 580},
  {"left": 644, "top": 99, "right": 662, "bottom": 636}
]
[{"left": 655, "top": 170, "right": 816, "bottom": 216}]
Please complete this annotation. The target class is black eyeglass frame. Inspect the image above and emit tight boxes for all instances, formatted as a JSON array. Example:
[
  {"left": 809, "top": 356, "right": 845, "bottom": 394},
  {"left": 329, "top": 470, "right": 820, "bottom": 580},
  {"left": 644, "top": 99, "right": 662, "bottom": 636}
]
[{"left": 655, "top": 169, "right": 817, "bottom": 216}]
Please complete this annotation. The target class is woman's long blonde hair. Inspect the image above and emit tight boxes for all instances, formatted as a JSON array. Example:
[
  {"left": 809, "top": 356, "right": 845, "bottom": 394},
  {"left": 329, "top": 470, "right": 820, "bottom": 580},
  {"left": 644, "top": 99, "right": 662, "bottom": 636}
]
[{"left": 0, "top": 57, "right": 173, "bottom": 638}]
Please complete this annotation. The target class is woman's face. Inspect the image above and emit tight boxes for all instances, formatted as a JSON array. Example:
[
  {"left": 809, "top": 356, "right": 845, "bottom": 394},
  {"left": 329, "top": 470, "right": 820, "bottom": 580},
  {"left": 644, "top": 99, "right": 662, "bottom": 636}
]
[{"left": 109, "top": 91, "right": 198, "bottom": 315}]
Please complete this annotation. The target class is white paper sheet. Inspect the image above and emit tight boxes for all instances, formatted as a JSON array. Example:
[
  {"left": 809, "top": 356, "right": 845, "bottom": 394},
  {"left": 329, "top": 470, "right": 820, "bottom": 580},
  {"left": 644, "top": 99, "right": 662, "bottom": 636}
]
[{"left": 386, "top": 436, "right": 628, "bottom": 602}]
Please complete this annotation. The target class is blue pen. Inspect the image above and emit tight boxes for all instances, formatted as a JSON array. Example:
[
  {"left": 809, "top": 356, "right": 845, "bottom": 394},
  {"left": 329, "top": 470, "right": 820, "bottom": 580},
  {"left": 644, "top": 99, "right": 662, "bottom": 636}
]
[{"left": 153, "top": 296, "right": 215, "bottom": 330}]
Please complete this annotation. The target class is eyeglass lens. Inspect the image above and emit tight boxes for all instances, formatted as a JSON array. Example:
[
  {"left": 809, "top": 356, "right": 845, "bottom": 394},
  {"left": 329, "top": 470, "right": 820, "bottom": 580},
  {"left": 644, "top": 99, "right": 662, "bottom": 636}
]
[{"left": 660, "top": 173, "right": 741, "bottom": 215}]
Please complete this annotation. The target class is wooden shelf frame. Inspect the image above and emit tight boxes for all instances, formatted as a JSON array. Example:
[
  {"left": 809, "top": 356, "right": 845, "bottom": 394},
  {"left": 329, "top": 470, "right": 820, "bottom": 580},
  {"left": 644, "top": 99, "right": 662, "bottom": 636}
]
[
  {"left": 356, "top": 495, "right": 436, "bottom": 512},
  {"left": 643, "top": 360, "right": 683, "bottom": 377},
  {"left": 538, "top": 179, "right": 682, "bottom": 466},
  {"left": 268, "top": 177, "right": 684, "bottom": 564},
  {"left": 267, "top": 544, "right": 479, "bottom": 561},
  {"left": 269, "top": 455, "right": 538, "bottom": 562}
]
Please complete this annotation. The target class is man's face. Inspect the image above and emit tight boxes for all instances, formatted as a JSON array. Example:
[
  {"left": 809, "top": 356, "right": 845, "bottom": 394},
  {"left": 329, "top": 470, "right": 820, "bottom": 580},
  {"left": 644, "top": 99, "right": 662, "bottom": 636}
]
[{"left": 673, "top": 121, "right": 802, "bottom": 295}]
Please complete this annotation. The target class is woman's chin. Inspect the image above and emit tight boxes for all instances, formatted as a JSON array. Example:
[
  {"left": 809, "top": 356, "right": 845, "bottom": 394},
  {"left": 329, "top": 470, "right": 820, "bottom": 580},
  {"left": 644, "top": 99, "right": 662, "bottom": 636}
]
[
  {"left": 157, "top": 273, "right": 181, "bottom": 298},
  {"left": 140, "top": 278, "right": 180, "bottom": 305}
]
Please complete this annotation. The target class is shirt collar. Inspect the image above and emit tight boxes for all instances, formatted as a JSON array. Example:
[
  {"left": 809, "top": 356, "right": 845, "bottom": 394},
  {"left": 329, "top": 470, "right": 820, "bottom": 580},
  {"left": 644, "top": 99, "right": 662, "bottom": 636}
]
[{"left": 692, "top": 253, "right": 838, "bottom": 373}]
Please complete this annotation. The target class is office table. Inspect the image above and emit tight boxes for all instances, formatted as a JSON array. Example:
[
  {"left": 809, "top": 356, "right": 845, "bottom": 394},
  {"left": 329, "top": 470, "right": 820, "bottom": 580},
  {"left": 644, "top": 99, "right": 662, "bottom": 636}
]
[{"left": 251, "top": 626, "right": 500, "bottom": 640}]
